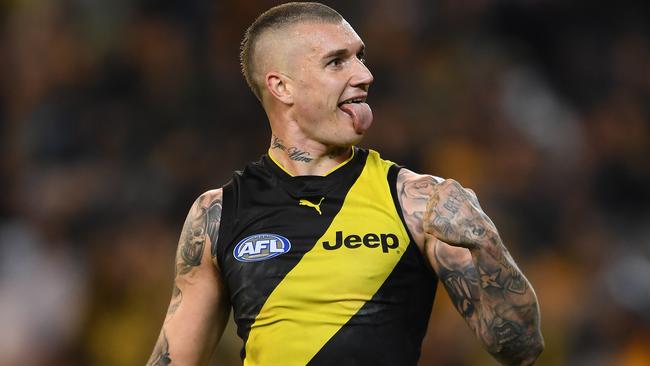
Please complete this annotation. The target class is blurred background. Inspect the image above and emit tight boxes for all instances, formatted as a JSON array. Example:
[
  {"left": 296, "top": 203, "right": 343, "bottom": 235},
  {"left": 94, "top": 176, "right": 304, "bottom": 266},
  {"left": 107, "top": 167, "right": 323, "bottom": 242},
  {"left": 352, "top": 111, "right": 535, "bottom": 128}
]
[{"left": 1, "top": 0, "right": 649, "bottom": 365}]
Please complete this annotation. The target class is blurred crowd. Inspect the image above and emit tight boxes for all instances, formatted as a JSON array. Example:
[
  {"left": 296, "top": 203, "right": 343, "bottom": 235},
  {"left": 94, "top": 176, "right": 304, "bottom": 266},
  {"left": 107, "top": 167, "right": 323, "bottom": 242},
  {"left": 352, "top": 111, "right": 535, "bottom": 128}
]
[{"left": 1, "top": 0, "right": 649, "bottom": 365}]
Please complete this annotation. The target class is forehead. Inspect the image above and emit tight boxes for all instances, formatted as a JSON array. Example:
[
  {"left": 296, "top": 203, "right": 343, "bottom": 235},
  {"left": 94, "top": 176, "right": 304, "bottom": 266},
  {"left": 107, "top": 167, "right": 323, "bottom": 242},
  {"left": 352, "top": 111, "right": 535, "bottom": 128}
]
[{"left": 286, "top": 21, "right": 363, "bottom": 57}]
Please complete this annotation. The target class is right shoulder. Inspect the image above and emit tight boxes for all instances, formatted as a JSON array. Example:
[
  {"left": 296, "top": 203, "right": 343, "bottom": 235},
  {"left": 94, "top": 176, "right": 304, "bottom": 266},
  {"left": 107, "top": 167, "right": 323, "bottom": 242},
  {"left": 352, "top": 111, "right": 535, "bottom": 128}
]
[
  {"left": 182, "top": 188, "right": 224, "bottom": 269},
  {"left": 193, "top": 188, "right": 223, "bottom": 209},
  {"left": 197, "top": 188, "right": 224, "bottom": 245}
]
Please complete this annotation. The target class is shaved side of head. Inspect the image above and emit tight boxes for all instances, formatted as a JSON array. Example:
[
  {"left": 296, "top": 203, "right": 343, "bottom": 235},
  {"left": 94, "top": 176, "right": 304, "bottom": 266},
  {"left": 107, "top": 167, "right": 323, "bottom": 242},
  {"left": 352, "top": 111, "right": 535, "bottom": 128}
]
[{"left": 240, "top": 2, "right": 344, "bottom": 101}]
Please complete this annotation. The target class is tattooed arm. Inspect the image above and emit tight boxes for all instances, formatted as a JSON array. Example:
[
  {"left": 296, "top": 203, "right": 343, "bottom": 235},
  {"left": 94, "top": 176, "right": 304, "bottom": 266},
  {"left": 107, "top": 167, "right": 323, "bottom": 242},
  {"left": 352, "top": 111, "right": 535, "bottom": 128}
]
[
  {"left": 397, "top": 169, "right": 544, "bottom": 365},
  {"left": 147, "top": 189, "right": 230, "bottom": 365}
]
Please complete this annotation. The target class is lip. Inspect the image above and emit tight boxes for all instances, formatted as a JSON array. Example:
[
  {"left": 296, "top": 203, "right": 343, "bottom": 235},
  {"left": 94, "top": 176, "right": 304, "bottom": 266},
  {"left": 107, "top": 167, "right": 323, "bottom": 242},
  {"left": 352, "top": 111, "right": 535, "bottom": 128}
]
[{"left": 337, "top": 93, "right": 368, "bottom": 106}]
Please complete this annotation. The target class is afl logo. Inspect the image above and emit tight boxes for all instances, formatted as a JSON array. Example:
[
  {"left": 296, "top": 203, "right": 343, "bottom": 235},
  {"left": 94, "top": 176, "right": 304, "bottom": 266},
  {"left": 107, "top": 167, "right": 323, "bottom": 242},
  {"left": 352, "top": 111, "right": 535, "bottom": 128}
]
[{"left": 233, "top": 233, "right": 291, "bottom": 262}]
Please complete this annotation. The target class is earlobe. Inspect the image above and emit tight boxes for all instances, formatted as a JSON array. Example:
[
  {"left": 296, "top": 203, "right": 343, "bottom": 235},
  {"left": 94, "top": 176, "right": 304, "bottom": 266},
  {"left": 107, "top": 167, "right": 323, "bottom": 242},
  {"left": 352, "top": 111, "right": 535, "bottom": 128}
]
[{"left": 266, "top": 72, "right": 293, "bottom": 105}]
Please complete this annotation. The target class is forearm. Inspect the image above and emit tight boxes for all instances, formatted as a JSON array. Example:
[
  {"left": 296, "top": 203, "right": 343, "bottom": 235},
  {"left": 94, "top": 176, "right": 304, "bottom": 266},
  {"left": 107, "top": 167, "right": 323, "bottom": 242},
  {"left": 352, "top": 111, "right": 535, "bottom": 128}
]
[{"left": 469, "top": 235, "right": 543, "bottom": 365}]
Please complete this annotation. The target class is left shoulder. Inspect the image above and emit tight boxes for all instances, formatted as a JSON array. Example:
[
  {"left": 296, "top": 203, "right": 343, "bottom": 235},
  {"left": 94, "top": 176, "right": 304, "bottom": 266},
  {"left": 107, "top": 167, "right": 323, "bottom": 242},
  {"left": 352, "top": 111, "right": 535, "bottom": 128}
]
[
  {"left": 396, "top": 168, "right": 444, "bottom": 191},
  {"left": 394, "top": 168, "right": 444, "bottom": 247}
]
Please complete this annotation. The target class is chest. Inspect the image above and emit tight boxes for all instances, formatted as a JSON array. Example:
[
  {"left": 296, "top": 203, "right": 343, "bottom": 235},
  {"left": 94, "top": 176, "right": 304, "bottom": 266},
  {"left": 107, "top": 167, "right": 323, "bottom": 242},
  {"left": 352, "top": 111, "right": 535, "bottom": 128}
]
[{"left": 229, "top": 192, "right": 407, "bottom": 287}]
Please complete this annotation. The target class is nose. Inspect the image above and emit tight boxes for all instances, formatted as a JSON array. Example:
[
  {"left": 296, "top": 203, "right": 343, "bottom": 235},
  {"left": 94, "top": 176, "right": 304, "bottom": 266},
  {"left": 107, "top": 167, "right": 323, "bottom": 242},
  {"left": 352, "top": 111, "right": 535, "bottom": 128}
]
[{"left": 350, "top": 58, "right": 374, "bottom": 91}]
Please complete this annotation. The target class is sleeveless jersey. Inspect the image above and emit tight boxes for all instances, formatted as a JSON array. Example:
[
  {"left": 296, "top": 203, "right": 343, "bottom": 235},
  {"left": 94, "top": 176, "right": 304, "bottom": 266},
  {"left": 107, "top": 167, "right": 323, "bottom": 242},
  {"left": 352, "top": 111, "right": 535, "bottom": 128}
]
[{"left": 214, "top": 147, "right": 437, "bottom": 366}]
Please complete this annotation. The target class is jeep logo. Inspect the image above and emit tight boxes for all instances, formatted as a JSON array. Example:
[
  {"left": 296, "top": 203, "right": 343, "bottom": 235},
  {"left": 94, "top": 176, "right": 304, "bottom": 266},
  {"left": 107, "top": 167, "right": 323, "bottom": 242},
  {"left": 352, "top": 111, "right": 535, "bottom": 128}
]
[{"left": 322, "top": 231, "right": 399, "bottom": 253}]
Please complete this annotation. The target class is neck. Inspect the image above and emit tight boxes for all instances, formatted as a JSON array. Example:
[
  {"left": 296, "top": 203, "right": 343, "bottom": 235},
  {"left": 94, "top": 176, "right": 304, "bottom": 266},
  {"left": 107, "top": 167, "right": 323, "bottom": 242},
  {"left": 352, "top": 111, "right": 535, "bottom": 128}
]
[{"left": 268, "top": 134, "right": 353, "bottom": 176}]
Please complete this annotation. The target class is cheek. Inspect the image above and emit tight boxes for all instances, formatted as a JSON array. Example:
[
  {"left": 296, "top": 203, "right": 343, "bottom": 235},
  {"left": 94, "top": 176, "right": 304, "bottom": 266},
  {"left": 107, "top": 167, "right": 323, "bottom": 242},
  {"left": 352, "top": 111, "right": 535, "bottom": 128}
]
[
  {"left": 300, "top": 89, "right": 335, "bottom": 113},
  {"left": 294, "top": 74, "right": 341, "bottom": 114}
]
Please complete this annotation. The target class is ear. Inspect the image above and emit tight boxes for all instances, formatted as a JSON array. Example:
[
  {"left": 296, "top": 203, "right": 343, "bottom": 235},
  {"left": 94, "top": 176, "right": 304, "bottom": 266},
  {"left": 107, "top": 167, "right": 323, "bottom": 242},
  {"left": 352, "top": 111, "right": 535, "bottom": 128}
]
[{"left": 265, "top": 72, "right": 293, "bottom": 105}]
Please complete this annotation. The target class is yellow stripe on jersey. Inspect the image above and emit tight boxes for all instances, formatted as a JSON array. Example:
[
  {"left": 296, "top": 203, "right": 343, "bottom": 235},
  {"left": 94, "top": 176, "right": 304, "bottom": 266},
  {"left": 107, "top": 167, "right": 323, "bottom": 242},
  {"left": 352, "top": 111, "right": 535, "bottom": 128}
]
[{"left": 244, "top": 150, "right": 410, "bottom": 366}]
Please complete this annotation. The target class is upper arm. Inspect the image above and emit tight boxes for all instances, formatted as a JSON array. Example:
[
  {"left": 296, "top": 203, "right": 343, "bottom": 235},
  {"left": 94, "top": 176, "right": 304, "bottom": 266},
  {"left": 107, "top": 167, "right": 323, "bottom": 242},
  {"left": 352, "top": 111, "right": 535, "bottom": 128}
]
[
  {"left": 148, "top": 189, "right": 230, "bottom": 365},
  {"left": 395, "top": 168, "right": 442, "bottom": 250},
  {"left": 397, "top": 169, "right": 543, "bottom": 363},
  {"left": 395, "top": 169, "right": 481, "bottom": 329}
]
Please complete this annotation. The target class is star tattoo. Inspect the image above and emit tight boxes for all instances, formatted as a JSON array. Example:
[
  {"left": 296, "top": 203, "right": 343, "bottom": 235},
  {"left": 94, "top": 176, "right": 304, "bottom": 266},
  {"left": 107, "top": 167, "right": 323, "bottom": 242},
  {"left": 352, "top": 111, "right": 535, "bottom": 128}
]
[{"left": 480, "top": 267, "right": 502, "bottom": 289}]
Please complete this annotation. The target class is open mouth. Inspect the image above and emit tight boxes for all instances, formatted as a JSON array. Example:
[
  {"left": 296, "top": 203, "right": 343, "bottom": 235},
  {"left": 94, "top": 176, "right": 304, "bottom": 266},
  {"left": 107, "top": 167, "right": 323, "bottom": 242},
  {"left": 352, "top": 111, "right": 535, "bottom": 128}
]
[
  {"left": 338, "top": 98, "right": 365, "bottom": 107},
  {"left": 338, "top": 97, "right": 366, "bottom": 108},
  {"left": 336, "top": 95, "right": 373, "bottom": 134}
]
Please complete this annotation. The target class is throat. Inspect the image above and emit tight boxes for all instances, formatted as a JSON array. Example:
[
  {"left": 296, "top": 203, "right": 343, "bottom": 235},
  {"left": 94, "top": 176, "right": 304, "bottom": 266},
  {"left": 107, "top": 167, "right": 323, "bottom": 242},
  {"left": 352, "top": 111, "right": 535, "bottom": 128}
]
[{"left": 268, "top": 142, "right": 354, "bottom": 177}]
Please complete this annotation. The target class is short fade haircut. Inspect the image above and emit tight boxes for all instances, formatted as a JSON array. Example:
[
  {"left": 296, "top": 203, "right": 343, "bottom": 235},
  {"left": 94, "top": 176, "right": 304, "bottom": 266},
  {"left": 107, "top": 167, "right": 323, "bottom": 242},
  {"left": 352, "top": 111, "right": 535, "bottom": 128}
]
[{"left": 240, "top": 2, "right": 344, "bottom": 101}]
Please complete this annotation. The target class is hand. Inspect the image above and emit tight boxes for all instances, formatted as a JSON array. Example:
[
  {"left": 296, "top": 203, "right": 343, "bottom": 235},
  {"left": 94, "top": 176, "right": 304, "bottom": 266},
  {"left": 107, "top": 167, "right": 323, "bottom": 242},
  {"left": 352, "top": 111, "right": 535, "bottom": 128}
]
[{"left": 423, "top": 179, "right": 498, "bottom": 249}]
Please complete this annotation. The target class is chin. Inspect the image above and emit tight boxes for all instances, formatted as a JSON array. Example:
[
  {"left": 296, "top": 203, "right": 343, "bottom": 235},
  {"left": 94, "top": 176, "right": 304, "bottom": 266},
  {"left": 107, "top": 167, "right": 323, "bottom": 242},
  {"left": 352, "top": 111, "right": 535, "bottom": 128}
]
[{"left": 314, "top": 118, "right": 368, "bottom": 146}]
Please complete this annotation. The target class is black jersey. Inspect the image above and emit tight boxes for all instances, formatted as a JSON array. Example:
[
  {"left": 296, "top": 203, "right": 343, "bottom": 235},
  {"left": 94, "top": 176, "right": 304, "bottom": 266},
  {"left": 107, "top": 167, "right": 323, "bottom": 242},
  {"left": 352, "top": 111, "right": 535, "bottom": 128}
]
[{"left": 214, "top": 147, "right": 437, "bottom": 365}]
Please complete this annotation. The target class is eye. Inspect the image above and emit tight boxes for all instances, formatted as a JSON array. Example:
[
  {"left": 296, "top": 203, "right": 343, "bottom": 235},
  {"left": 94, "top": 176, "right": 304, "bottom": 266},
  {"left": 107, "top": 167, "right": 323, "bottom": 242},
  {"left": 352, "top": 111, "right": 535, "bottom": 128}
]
[
  {"left": 327, "top": 58, "right": 343, "bottom": 67},
  {"left": 357, "top": 51, "right": 366, "bottom": 63}
]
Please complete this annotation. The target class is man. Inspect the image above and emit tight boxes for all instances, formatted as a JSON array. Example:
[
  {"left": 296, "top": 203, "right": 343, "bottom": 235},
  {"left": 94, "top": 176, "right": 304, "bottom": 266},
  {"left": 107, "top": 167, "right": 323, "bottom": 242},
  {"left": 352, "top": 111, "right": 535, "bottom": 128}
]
[{"left": 147, "top": 2, "right": 544, "bottom": 365}]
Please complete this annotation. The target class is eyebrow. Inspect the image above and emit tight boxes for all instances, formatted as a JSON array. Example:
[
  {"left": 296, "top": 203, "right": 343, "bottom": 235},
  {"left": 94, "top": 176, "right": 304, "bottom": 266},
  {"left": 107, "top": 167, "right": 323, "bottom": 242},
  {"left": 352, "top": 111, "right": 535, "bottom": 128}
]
[{"left": 322, "top": 44, "right": 365, "bottom": 60}]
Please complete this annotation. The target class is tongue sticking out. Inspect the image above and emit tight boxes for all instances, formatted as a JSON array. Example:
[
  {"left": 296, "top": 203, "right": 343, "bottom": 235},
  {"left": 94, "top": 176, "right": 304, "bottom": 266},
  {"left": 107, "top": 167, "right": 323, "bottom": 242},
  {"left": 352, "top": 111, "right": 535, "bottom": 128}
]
[{"left": 339, "top": 102, "right": 373, "bottom": 134}]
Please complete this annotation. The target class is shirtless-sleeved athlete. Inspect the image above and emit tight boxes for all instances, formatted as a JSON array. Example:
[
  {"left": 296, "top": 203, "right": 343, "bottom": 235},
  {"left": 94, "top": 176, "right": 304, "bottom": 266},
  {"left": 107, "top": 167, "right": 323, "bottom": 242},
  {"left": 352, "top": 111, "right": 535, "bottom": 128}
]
[{"left": 147, "top": 3, "right": 544, "bottom": 365}]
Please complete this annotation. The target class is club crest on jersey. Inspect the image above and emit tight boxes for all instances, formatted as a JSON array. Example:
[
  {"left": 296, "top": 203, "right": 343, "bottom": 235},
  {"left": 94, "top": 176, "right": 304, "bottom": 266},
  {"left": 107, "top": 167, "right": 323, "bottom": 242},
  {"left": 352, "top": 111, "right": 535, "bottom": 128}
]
[{"left": 233, "top": 233, "right": 291, "bottom": 262}]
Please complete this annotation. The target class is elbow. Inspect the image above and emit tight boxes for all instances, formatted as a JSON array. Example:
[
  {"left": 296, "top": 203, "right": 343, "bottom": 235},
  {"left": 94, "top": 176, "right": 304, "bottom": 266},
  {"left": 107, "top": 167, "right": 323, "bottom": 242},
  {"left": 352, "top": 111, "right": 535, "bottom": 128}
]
[
  {"left": 491, "top": 333, "right": 545, "bottom": 366},
  {"left": 532, "top": 336, "right": 545, "bottom": 360},
  {"left": 517, "top": 337, "right": 544, "bottom": 366}
]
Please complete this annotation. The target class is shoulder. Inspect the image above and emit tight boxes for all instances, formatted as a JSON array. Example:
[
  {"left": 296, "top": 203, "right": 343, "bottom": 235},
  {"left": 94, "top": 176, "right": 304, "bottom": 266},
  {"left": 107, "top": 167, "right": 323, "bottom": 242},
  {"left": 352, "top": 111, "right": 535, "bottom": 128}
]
[
  {"left": 394, "top": 168, "right": 444, "bottom": 246},
  {"left": 184, "top": 189, "right": 223, "bottom": 247},
  {"left": 193, "top": 189, "right": 223, "bottom": 239},
  {"left": 396, "top": 168, "right": 444, "bottom": 198},
  {"left": 183, "top": 189, "right": 224, "bottom": 269},
  {"left": 183, "top": 189, "right": 224, "bottom": 237},
  {"left": 193, "top": 188, "right": 223, "bottom": 209}
]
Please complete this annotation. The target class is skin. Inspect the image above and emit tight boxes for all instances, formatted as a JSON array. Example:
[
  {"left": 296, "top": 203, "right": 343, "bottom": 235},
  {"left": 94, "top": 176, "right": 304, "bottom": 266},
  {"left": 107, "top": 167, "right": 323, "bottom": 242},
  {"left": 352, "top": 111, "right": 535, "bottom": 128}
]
[
  {"left": 148, "top": 17, "right": 543, "bottom": 366},
  {"left": 397, "top": 171, "right": 544, "bottom": 365},
  {"left": 260, "top": 21, "right": 373, "bottom": 176},
  {"left": 147, "top": 190, "right": 227, "bottom": 365}
]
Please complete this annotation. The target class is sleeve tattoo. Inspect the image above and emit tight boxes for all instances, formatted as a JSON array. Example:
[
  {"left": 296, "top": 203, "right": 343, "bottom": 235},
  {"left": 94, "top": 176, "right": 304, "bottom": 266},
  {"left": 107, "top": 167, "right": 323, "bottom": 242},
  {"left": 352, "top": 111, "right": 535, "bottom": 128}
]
[
  {"left": 148, "top": 191, "right": 223, "bottom": 365},
  {"left": 435, "top": 243, "right": 541, "bottom": 363},
  {"left": 176, "top": 194, "right": 223, "bottom": 275},
  {"left": 397, "top": 171, "right": 542, "bottom": 364},
  {"left": 397, "top": 172, "right": 440, "bottom": 237},
  {"left": 171, "top": 191, "right": 222, "bottom": 315}
]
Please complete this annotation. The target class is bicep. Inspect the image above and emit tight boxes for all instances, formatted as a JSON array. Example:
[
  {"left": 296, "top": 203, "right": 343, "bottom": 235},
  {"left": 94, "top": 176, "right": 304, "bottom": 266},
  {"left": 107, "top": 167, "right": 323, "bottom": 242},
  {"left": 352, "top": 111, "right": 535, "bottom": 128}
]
[
  {"left": 425, "top": 236, "right": 481, "bottom": 332},
  {"left": 165, "top": 234, "right": 230, "bottom": 364},
  {"left": 395, "top": 169, "right": 482, "bottom": 331},
  {"left": 148, "top": 189, "right": 230, "bottom": 365}
]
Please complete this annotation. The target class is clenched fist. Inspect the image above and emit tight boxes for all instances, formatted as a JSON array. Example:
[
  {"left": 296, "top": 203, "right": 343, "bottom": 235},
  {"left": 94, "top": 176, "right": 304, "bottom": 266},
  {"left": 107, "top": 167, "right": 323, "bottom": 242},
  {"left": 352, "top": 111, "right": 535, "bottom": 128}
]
[{"left": 423, "top": 179, "right": 499, "bottom": 249}]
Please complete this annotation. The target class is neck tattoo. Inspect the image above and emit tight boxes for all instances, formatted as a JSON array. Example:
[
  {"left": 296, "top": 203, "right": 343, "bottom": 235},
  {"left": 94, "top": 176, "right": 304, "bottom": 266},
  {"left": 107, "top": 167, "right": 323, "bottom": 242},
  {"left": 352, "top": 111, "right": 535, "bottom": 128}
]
[{"left": 271, "top": 136, "right": 314, "bottom": 163}]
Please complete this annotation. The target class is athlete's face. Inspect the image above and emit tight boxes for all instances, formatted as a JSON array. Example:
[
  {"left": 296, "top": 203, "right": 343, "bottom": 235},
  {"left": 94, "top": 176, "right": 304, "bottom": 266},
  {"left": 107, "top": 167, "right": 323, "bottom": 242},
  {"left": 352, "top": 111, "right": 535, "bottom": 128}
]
[{"left": 284, "top": 21, "right": 374, "bottom": 147}]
